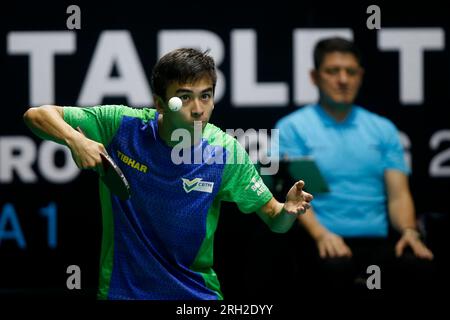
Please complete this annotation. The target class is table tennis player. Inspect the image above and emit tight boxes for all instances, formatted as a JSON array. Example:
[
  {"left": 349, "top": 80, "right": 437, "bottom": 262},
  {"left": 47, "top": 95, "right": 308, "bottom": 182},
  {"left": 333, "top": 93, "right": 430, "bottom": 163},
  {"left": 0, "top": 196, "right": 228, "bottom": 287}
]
[{"left": 23, "top": 48, "right": 313, "bottom": 300}]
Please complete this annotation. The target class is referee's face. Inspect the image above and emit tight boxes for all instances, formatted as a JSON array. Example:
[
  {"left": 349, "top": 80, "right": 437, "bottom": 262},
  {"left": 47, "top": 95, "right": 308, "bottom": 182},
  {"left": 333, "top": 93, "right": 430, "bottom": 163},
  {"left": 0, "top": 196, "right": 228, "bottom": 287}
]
[
  {"left": 164, "top": 76, "right": 215, "bottom": 132},
  {"left": 311, "top": 52, "right": 364, "bottom": 107}
]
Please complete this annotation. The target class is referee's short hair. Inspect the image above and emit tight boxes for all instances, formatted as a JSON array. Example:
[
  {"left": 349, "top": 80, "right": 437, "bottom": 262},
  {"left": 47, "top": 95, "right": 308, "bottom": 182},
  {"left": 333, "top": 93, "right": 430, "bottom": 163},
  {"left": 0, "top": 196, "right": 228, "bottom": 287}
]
[{"left": 313, "top": 37, "right": 362, "bottom": 69}]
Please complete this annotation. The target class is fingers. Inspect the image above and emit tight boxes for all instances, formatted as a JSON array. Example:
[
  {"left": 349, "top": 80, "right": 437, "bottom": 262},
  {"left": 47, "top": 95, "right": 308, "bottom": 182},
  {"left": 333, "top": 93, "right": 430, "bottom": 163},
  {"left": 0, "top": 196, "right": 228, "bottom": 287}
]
[
  {"left": 410, "top": 240, "right": 434, "bottom": 260},
  {"left": 294, "top": 201, "right": 312, "bottom": 214},
  {"left": 284, "top": 201, "right": 311, "bottom": 215},
  {"left": 318, "top": 243, "right": 327, "bottom": 258},
  {"left": 329, "top": 238, "right": 352, "bottom": 258},
  {"left": 419, "top": 247, "right": 434, "bottom": 260},
  {"left": 98, "top": 143, "right": 107, "bottom": 155},
  {"left": 82, "top": 150, "right": 103, "bottom": 168},
  {"left": 72, "top": 143, "right": 106, "bottom": 171},
  {"left": 323, "top": 240, "right": 338, "bottom": 257},
  {"left": 303, "top": 192, "right": 313, "bottom": 202},
  {"left": 318, "top": 241, "right": 332, "bottom": 258},
  {"left": 285, "top": 180, "right": 313, "bottom": 215},
  {"left": 287, "top": 181, "right": 313, "bottom": 201},
  {"left": 78, "top": 157, "right": 102, "bottom": 170},
  {"left": 317, "top": 240, "right": 333, "bottom": 258},
  {"left": 296, "top": 180, "right": 305, "bottom": 191},
  {"left": 395, "top": 239, "right": 406, "bottom": 257},
  {"left": 296, "top": 180, "right": 313, "bottom": 201},
  {"left": 72, "top": 129, "right": 105, "bottom": 170},
  {"left": 396, "top": 237, "right": 434, "bottom": 260},
  {"left": 340, "top": 243, "right": 353, "bottom": 257},
  {"left": 317, "top": 233, "right": 352, "bottom": 258}
]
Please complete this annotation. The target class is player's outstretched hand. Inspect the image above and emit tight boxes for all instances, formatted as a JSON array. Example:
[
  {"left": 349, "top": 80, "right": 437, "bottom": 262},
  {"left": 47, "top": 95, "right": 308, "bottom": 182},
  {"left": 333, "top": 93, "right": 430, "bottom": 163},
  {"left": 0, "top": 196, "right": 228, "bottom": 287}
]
[{"left": 284, "top": 180, "right": 313, "bottom": 215}]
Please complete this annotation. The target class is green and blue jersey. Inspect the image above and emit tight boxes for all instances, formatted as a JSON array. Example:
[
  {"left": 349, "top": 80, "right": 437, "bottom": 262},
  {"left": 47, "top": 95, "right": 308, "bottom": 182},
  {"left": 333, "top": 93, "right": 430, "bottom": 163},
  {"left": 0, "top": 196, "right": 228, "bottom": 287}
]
[{"left": 63, "top": 105, "right": 272, "bottom": 300}]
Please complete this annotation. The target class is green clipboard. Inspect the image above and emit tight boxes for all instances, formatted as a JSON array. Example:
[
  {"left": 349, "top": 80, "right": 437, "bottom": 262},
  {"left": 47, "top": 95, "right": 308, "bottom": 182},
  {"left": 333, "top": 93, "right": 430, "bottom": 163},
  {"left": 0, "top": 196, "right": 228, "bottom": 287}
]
[{"left": 286, "top": 157, "right": 330, "bottom": 194}]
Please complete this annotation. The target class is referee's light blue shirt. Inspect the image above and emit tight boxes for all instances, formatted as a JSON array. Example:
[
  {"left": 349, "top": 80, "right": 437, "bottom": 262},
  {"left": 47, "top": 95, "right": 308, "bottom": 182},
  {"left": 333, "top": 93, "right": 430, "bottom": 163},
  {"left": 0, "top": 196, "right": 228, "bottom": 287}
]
[{"left": 275, "top": 104, "right": 410, "bottom": 237}]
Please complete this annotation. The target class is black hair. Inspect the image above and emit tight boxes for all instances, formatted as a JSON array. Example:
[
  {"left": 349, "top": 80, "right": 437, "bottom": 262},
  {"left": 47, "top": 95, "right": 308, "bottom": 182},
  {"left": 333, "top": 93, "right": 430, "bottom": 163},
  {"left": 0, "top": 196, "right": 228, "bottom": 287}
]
[
  {"left": 151, "top": 48, "right": 217, "bottom": 101},
  {"left": 313, "top": 37, "right": 362, "bottom": 69}
]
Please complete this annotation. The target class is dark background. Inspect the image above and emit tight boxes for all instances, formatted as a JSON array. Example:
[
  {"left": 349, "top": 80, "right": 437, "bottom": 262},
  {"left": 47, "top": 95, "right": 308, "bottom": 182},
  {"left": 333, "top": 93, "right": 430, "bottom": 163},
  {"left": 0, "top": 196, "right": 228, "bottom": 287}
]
[{"left": 1, "top": 0, "right": 449, "bottom": 304}]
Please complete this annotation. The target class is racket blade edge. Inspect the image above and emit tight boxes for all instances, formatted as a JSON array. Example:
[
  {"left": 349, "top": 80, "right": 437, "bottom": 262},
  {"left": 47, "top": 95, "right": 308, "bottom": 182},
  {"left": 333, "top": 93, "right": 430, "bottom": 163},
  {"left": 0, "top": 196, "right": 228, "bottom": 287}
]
[{"left": 100, "top": 153, "right": 131, "bottom": 200}]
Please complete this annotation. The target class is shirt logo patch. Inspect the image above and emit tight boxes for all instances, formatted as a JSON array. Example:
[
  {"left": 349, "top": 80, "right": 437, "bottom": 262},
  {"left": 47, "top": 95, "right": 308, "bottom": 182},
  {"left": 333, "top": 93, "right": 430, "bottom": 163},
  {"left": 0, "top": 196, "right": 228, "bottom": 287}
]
[
  {"left": 181, "top": 178, "right": 214, "bottom": 194},
  {"left": 245, "top": 177, "right": 267, "bottom": 196},
  {"left": 117, "top": 150, "right": 148, "bottom": 173}
]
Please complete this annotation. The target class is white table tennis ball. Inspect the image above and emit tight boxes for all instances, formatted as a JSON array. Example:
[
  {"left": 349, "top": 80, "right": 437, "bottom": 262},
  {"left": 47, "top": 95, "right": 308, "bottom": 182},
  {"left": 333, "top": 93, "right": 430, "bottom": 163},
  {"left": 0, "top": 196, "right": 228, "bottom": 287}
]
[{"left": 168, "top": 97, "right": 182, "bottom": 111}]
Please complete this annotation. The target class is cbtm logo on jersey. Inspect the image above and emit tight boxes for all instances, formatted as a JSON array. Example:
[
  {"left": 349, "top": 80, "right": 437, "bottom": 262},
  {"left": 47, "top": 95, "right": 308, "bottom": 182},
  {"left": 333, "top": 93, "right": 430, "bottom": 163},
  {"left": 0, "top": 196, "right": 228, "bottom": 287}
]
[
  {"left": 181, "top": 178, "right": 214, "bottom": 194},
  {"left": 246, "top": 177, "right": 267, "bottom": 196},
  {"left": 117, "top": 150, "right": 148, "bottom": 173}
]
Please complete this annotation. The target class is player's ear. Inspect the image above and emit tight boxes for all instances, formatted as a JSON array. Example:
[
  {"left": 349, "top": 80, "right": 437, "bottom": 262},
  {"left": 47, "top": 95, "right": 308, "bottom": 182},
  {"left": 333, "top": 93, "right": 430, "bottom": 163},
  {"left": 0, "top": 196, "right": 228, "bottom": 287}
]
[{"left": 154, "top": 95, "right": 165, "bottom": 114}]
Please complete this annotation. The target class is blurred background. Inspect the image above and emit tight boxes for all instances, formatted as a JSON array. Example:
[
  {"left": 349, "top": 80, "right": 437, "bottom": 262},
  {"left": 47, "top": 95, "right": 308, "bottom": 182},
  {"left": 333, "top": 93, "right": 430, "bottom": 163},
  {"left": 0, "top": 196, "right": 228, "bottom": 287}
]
[{"left": 0, "top": 1, "right": 449, "bottom": 301}]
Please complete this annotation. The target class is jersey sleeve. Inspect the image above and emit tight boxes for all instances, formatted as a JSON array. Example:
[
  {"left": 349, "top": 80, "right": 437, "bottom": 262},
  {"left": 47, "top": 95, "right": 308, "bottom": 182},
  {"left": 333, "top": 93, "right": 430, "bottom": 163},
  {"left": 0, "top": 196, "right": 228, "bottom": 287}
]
[
  {"left": 218, "top": 137, "right": 273, "bottom": 214},
  {"left": 63, "top": 105, "right": 137, "bottom": 146},
  {"left": 381, "top": 119, "right": 410, "bottom": 175}
]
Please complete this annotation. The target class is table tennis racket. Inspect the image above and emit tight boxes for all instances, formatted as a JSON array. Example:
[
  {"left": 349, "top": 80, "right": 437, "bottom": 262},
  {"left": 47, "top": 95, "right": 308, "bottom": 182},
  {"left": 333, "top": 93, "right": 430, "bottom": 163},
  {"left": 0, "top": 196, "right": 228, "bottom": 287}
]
[{"left": 76, "top": 127, "right": 131, "bottom": 200}]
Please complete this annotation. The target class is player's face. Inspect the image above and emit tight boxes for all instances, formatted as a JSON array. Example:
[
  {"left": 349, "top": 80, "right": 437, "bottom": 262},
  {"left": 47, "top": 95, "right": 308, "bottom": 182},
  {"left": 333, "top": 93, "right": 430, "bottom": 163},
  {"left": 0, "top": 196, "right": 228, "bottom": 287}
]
[
  {"left": 165, "top": 76, "right": 214, "bottom": 131},
  {"left": 312, "top": 52, "right": 364, "bottom": 107}
]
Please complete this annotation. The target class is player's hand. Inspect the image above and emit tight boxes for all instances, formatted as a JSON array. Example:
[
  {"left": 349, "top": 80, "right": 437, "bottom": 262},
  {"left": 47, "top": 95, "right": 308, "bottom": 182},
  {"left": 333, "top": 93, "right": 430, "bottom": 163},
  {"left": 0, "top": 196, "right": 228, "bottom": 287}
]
[
  {"left": 316, "top": 231, "right": 353, "bottom": 258},
  {"left": 395, "top": 229, "right": 434, "bottom": 260},
  {"left": 283, "top": 180, "right": 313, "bottom": 215},
  {"left": 67, "top": 129, "right": 107, "bottom": 172}
]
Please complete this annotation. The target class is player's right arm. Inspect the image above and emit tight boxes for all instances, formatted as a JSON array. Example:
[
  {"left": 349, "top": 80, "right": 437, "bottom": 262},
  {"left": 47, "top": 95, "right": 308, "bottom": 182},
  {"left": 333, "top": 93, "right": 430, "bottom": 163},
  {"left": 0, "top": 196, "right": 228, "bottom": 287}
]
[{"left": 23, "top": 105, "right": 106, "bottom": 170}]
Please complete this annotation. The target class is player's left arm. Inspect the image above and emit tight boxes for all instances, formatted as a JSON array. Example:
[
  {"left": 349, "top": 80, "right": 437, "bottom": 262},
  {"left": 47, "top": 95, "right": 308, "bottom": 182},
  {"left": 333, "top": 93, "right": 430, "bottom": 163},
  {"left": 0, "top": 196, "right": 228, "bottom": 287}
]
[
  {"left": 385, "top": 170, "right": 433, "bottom": 259},
  {"left": 256, "top": 180, "right": 313, "bottom": 233}
]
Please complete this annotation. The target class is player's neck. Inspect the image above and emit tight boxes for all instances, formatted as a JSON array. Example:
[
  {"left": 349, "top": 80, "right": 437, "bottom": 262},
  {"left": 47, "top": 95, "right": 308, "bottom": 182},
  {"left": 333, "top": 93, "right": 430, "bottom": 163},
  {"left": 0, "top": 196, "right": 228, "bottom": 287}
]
[
  {"left": 157, "top": 116, "right": 177, "bottom": 147},
  {"left": 157, "top": 116, "right": 200, "bottom": 147}
]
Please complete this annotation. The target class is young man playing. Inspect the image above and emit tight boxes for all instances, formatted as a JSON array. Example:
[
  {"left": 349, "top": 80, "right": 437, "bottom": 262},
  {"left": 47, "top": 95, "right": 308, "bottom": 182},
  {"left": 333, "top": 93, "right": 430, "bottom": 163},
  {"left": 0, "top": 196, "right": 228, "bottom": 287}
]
[{"left": 24, "top": 48, "right": 313, "bottom": 300}]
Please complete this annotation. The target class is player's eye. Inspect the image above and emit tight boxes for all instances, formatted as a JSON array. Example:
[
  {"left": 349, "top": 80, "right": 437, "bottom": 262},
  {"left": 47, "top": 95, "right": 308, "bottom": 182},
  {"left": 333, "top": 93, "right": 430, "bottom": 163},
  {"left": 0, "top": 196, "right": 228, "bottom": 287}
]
[{"left": 201, "top": 93, "right": 211, "bottom": 100}]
